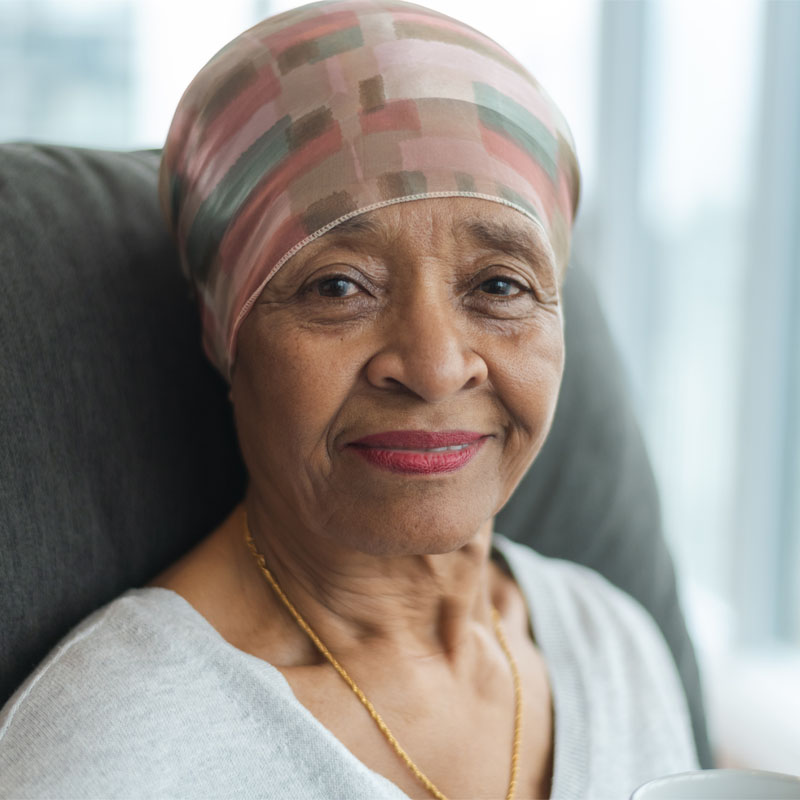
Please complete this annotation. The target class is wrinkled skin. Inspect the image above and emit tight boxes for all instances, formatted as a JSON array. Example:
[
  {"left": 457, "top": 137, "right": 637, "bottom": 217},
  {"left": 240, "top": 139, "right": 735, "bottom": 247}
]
[{"left": 233, "top": 196, "right": 564, "bottom": 559}]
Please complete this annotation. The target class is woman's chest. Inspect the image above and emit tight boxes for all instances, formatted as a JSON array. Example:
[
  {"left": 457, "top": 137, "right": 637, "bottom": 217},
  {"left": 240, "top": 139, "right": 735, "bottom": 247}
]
[{"left": 280, "top": 652, "right": 554, "bottom": 800}]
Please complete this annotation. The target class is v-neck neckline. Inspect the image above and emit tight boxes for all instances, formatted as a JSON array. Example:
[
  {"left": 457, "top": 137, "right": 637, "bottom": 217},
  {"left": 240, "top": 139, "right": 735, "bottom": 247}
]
[{"left": 137, "top": 534, "right": 576, "bottom": 799}]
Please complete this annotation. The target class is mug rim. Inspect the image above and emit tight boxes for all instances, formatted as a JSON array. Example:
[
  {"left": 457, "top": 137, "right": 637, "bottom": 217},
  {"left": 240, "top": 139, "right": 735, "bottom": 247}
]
[{"left": 632, "top": 767, "right": 800, "bottom": 799}]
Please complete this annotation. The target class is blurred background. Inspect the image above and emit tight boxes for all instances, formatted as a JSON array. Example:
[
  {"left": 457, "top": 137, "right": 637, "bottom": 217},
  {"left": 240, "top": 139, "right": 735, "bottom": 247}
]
[{"left": 2, "top": 0, "right": 798, "bottom": 773}]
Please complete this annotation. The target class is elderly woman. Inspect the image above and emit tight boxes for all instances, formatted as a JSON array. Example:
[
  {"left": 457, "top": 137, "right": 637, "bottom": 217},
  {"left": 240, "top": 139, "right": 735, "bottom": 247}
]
[{"left": 0, "top": 1, "right": 698, "bottom": 798}]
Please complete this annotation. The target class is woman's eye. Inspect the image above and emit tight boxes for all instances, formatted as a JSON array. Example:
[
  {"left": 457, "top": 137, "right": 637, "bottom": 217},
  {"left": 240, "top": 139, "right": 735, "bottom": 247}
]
[
  {"left": 478, "top": 277, "right": 527, "bottom": 297},
  {"left": 313, "top": 277, "right": 359, "bottom": 297}
]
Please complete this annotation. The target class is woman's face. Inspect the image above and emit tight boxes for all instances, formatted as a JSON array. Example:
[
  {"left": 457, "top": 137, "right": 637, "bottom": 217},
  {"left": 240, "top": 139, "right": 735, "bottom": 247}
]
[{"left": 231, "top": 197, "right": 564, "bottom": 556}]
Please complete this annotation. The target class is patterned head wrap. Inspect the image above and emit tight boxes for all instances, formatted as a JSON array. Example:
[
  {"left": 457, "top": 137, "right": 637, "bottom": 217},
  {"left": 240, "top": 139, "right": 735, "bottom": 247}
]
[{"left": 160, "top": 0, "right": 580, "bottom": 379}]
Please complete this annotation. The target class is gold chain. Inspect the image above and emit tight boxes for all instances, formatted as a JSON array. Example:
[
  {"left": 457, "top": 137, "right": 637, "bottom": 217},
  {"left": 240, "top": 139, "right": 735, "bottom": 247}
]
[{"left": 244, "top": 513, "right": 523, "bottom": 800}]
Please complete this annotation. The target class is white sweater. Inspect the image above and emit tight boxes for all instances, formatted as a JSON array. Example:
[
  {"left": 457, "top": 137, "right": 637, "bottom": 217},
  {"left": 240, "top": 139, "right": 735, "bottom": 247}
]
[{"left": 0, "top": 536, "right": 698, "bottom": 799}]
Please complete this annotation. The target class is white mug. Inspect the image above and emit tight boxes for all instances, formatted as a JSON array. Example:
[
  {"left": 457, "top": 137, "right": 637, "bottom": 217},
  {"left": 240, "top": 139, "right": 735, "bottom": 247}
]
[{"left": 631, "top": 768, "right": 800, "bottom": 799}]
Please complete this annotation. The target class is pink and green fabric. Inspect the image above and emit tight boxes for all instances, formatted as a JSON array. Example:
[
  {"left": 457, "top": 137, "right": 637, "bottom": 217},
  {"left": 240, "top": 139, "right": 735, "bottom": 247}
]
[{"left": 160, "top": 0, "right": 581, "bottom": 379}]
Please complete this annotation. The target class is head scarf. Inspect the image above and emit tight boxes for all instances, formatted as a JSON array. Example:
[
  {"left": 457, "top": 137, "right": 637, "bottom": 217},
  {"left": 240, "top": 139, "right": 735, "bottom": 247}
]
[{"left": 160, "top": 0, "right": 580, "bottom": 379}]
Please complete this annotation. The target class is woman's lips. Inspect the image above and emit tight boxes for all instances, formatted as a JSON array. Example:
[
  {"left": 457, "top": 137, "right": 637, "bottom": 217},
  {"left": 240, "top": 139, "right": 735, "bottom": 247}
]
[{"left": 347, "top": 430, "right": 488, "bottom": 475}]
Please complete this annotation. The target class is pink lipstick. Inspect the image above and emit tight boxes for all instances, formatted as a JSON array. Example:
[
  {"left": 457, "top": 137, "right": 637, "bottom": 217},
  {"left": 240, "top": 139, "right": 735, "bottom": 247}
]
[{"left": 347, "top": 430, "right": 487, "bottom": 475}]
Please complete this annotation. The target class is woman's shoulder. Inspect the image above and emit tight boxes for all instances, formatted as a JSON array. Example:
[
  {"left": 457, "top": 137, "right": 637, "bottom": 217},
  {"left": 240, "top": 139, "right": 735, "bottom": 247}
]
[
  {"left": 4, "top": 589, "right": 199, "bottom": 696},
  {"left": 0, "top": 589, "right": 200, "bottom": 737},
  {"left": 493, "top": 533, "right": 671, "bottom": 645},
  {"left": 492, "top": 535, "right": 699, "bottom": 796},
  {"left": 493, "top": 533, "right": 688, "bottom": 685},
  {"left": 0, "top": 587, "right": 291, "bottom": 796}
]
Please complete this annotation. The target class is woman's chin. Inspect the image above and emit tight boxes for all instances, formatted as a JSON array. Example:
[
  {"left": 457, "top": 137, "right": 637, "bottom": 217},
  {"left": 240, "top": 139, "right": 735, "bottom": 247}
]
[{"left": 317, "top": 501, "right": 495, "bottom": 558}]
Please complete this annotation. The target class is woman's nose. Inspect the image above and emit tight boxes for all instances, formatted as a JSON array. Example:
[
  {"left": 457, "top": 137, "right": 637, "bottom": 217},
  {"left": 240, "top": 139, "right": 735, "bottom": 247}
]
[{"left": 365, "top": 296, "right": 489, "bottom": 402}]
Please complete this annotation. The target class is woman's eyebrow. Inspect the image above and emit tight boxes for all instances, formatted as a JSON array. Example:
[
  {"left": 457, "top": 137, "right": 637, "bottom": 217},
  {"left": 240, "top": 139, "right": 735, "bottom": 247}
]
[
  {"left": 458, "top": 218, "right": 553, "bottom": 270},
  {"left": 328, "top": 214, "right": 382, "bottom": 238},
  {"left": 311, "top": 213, "right": 394, "bottom": 252}
]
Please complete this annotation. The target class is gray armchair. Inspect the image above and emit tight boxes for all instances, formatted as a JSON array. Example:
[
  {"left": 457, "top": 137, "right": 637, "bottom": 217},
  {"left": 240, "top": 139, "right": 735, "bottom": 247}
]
[{"left": 0, "top": 142, "right": 711, "bottom": 768}]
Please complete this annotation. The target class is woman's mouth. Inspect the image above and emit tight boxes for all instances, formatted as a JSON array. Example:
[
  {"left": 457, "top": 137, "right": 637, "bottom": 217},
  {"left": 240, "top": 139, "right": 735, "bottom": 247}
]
[{"left": 347, "top": 431, "right": 488, "bottom": 475}]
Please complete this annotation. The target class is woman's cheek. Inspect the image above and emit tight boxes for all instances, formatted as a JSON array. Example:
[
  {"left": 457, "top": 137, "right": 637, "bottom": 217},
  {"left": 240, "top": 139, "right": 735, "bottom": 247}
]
[{"left": 496, "top": 323, "right": 564, "bottom": 442}]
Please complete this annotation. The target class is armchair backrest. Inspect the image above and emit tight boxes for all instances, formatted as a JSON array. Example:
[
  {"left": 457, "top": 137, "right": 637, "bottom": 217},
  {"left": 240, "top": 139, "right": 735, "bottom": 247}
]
[{"left": 0, "top": 142, "right": 710, "bottom": 766}]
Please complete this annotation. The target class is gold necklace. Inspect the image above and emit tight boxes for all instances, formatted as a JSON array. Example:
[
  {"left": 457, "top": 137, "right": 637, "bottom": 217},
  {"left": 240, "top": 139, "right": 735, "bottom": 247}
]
[{"left": 243, "top": 513, "right": 523, "bottom": 800}]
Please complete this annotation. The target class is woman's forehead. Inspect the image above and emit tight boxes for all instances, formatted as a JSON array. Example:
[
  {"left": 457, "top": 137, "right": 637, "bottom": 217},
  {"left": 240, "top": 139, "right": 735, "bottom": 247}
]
[{"left": 308, "top": 197, "right": 555, "bottom": 267}]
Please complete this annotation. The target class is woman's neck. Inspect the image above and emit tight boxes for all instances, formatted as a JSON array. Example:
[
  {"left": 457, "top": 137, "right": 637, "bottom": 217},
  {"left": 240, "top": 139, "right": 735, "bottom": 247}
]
[{"left": 240, "top": 495, "right": 498, "bottom": 664}]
